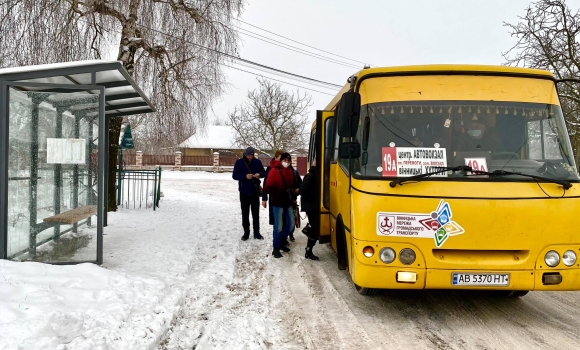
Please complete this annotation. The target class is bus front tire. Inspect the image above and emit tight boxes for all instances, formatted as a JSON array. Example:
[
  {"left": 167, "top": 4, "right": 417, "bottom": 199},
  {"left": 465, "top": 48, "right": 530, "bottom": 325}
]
[{"left": 354, "top": 284, "right": 378, "bottom": 295}]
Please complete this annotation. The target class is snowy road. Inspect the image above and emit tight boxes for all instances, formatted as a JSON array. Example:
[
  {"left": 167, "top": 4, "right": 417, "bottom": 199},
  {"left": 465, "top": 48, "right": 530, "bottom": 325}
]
[
  {"left": 3, "top": 170, "right": 580, "bottom": 349},
  {"left": 152, "top": 171, "right": 580, "bottom": 350}
]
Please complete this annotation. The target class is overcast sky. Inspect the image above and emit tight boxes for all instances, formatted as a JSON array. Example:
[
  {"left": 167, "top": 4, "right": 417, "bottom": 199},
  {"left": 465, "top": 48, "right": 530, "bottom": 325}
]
[{"left": 210, "top": 0, "right": 580, "bottom": 125}]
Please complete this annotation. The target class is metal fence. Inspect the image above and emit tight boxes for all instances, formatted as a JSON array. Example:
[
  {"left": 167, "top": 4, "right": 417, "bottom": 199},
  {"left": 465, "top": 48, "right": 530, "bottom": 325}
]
[
  {"left": 143, "top": 154, "right": 174, "bottom": 166},
  {"left": 182, "top": 155, "right": 212, "bottom": 166},
  {"left": 117, "top": 168, "right": 162, "bottom": 210},
  {"left": 219, "top": 155, "right": 238, "bottom": 166}
]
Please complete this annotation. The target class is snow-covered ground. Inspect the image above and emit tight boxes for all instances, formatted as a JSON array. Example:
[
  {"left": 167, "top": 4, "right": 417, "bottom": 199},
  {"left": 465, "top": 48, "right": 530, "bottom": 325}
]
[
  {"left": 0, "top": 170, "right": 328, "bottom": 350},
  {"left": 4, "top": 170, "right": 580, "bottom": 350}
]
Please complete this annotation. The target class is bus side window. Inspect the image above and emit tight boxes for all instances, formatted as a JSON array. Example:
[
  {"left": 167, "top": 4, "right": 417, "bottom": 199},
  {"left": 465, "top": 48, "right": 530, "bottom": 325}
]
[{"left": 308, "top": 129, "right": 316, "bottom": 166}]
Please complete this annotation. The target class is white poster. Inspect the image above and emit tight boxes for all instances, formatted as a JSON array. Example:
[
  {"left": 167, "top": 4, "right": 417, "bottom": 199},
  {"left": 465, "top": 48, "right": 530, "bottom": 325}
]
[
  {"left": 382, "top": 147, "right": 448, "bottom": 177},
  {"left": 47, "top": 138, "right": 86, "bottom": 164}
]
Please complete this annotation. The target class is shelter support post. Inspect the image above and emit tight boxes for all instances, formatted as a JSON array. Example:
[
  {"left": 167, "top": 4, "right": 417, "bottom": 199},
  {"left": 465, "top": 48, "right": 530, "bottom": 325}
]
[
  {"left": 72, "top": 114, "right": 81, "bottom": 233},
  {"left": 53, "top": 106, "right": 64, "bottom": 240}
]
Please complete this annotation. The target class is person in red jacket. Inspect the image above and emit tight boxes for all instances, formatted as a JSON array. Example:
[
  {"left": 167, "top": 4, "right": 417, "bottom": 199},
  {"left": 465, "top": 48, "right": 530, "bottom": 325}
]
[{"left": 264, "top": 153, "right": 298, "bottom": 258}]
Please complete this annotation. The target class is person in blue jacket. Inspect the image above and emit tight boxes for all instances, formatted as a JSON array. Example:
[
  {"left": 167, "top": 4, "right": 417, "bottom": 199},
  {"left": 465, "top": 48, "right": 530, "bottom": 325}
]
[{"left": 232, "top": 147, "right": 266, "bottom": 241}]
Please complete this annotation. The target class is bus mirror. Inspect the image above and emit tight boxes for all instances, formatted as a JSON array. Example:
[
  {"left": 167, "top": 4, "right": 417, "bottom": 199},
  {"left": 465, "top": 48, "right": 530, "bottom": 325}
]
[
  {"left": 337, "top": 91, "right": 361, "bottom": 137},
  {"left": 339, "top": 142, "right": 361, "bottom": 159}
]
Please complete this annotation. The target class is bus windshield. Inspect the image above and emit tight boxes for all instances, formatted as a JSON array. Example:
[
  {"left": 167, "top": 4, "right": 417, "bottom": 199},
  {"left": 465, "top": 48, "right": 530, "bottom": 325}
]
[{"left": 354, "top": 101, "right": 580, "bottom": 181}]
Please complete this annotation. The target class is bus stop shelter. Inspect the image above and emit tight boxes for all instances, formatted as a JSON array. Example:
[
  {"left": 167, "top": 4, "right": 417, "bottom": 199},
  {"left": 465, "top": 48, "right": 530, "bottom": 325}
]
[{"left": 0, "top": 61, "right": 155, "bottom": 264}]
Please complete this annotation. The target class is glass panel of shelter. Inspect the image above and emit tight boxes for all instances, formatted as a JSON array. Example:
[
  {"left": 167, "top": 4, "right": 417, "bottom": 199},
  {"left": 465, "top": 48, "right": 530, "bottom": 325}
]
[{"left": 7, "top": 88, "right": 100, "bottom": 263}]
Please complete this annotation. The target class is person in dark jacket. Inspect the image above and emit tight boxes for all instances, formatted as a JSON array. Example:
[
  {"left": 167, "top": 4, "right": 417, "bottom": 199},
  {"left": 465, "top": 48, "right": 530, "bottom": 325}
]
[
  {"left": 232, "top": 147, "right": 266, "bottom": 241},
  {"left": 299, "top": 162, "right": 319, "bottom": 260},
  {"left": 264, "top": 152, "right": 298, "bottom": 258}
]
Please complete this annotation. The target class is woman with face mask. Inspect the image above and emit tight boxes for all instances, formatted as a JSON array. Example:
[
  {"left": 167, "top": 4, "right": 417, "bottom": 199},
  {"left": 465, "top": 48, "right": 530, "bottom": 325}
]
[{"left": 264, "top": 152, "right": 299, "bottom": 258}]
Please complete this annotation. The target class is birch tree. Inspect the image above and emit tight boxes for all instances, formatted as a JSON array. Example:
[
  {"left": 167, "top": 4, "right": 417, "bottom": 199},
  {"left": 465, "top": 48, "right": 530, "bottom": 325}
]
[{"left": 0, "top": 0, "right": 244, "bottom": 210}]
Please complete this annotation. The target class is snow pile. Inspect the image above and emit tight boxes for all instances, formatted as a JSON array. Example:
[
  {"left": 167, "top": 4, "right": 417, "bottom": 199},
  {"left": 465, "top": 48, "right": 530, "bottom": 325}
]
[{"left": 0, "top": 260, "right": 179, "bottom": 350}]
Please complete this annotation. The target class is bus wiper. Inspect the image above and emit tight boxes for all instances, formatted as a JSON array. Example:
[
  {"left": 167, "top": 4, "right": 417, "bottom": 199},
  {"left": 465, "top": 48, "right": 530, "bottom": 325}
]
[
  {"left": 389, "top": 166, "right": 472, "bottom": 188},
  {"left": 473, "top": 169, "right": 572, "bottom": 190}
]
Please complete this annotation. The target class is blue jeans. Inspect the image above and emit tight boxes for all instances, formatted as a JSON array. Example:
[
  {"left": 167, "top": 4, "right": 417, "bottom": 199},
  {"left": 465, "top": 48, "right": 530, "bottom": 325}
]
[{"left": 272, "top": 206, "right": 294, "bottom": 249}]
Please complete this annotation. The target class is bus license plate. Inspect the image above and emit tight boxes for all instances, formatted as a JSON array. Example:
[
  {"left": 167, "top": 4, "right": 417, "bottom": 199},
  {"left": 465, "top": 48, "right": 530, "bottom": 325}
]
[{"left": 452, "top": 273, "right": 509, "bottom": 286}]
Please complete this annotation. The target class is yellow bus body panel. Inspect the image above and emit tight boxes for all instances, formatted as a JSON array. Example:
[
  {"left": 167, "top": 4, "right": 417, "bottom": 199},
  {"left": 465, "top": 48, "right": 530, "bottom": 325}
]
[{"left": 319, "top": 65, "right": 580, "bottom": 291}]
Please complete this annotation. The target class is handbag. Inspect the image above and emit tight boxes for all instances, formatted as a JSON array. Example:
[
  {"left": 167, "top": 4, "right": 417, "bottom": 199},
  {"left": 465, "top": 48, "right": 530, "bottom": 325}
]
[
  {"left": 302, "top": 223, "right": 316, "bottom": 239},
  {"left": 293, "top": 204, "right": 301, "bottom": 228},
  {"left": 278, "top": 169, "right": 294, "bottom": 202},
  {"left": 243, "top": 159, "right": 262, "bottom": 195}
]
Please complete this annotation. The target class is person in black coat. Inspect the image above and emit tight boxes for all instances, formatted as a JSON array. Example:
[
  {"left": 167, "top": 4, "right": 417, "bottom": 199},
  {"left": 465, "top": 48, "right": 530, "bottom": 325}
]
[
  {"left": 299, "top": 163, "right": 319, "bottom": 260},
  {"left": 232, "top": 147, "right": 266, "bottom": 241}
]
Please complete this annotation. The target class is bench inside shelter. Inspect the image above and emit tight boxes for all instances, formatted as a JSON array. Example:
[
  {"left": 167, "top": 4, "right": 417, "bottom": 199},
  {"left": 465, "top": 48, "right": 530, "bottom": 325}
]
[{"left": 43, "top": 205, "right": 97, "bottom": 225}]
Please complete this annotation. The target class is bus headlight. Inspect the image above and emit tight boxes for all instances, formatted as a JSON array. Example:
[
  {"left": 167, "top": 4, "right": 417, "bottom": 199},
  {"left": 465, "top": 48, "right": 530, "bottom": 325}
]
[
  {"left": 379, "top": 247, "right": 396, "bottom": 264},
  {"left": 544, "top": 250, "right": 560, "bottom": 267},
  {"left": 399, "top": 248, "right": 416, "bottom": 265},
  {"left": 563, "top": 250, "right": 577, "bottom": 267},
  {"left": 363, "top": 246, "right": 374, "bottom": 258}
]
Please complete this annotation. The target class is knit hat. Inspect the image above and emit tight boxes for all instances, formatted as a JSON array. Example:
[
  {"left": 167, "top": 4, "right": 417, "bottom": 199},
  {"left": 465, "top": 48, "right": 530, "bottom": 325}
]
[
  {"left": 244, "top": 147, "right": 255, "bottom": 156},
  {"left": 280, "top": 152, "right": 291, "bottom": 161}
]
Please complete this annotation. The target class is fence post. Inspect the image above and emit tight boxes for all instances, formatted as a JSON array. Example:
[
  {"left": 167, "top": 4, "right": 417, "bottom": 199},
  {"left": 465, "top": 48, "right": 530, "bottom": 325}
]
[
  {"left": 136, "top": 151, "right": 143, "bottom": 169},
  {"left": 174, "top": 151, "right": 182, "bottom": 170},
  {"left": 291, "top": 153, "right": 297, "bottom": 168},
  {"left": 213, "top": 152, "right": 220, "bottom": 171}
]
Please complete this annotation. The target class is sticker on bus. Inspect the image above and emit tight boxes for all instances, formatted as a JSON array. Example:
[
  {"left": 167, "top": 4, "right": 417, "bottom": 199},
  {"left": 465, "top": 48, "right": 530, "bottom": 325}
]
[
  {"left": 377, "top": 199, "right": 464, "bottom": 247},
  {"left": 382, "top": 147, "right": 447, "bottom": 177}
]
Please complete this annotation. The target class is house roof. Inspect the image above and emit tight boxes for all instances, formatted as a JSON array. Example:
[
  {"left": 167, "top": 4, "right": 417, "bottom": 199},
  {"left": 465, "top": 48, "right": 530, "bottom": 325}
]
[{"left": 179, "top": 125, "right": 238, "bottom": 149}]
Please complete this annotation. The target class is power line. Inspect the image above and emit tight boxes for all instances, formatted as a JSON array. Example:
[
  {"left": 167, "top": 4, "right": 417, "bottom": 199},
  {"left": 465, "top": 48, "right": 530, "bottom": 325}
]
[
  {"left": 236, "top": 19, "right": 372, "bottom": 67},
  {"left": 75, "top": 18, "right": 344, "bottom": 95},
  {"left": 135, "top": 23, "right": 344, "bottom": 89},
  {"left": 236, "top": 27, "right": 360, "bottom": 69},
  {"left": 232, "top": 60, "right": 341, "bottom": 90},
  {"left": 223, "top": 64, "right": 337, "bottom": 96}
]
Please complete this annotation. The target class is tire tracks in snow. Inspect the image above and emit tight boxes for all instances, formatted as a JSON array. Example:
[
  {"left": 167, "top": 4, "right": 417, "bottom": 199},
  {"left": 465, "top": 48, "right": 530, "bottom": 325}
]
[{"left": 276, "top": 242, "right": 374, "bottom": 350}]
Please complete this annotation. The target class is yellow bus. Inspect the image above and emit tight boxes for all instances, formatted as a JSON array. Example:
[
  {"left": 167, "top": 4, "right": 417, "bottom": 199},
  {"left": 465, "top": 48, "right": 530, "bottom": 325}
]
[{"left": 308, "top": 65, "right": 580, "bottom": 296}]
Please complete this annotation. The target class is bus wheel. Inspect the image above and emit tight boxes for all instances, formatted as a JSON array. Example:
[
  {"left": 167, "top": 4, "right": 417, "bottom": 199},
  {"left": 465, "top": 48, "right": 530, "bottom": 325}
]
[{"left": 354, "top": 284, "right": 378, "bottom": 295}]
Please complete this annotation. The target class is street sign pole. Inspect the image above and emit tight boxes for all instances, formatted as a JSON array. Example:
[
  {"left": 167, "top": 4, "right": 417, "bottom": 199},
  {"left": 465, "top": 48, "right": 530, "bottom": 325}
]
[{"left": 117, "top": 124, "right": 134, "bottom": 206}]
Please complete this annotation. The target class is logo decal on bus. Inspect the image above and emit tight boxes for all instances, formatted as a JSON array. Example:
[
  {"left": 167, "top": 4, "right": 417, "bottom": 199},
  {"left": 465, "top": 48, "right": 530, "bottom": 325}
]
[{"left": 377, "top": 200, "right": 464, "bottom": 247}]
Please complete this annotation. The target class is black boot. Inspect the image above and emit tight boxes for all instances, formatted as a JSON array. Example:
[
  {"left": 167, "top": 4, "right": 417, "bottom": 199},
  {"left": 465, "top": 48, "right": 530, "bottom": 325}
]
[
  {"left": 254, "top": 232, "right": 264, "bottom": 240},
  {"left": 305, "top": 248, "right": 319, "bottom": 261},
  {"left": 272, "top": 248, "right": 283, "bottom": 258},
  {"left": 241, "top": 232, "right": 250, "bottom": 241},
  {"left": 281, "top": 238, "right": 290, "bottom": 247},
  {"left": 280, "top": 245, "right": 291, "bottom": 252},
  {"left": 289, "top": 234, "right": 295, "bottom": 242}
]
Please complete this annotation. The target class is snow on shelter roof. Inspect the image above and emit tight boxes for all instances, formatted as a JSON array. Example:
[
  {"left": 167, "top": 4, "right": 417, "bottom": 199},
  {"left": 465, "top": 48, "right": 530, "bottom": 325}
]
[
  {"left": 179, "top": 125, "right": 238, "bottom": 149},
  {"left": 0, "top": 60, "right": 155, "bottom": 118}
]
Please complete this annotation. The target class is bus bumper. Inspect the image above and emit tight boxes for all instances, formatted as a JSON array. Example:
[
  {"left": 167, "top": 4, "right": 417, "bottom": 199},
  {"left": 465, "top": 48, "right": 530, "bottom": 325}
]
[{"left": 352, "top": 264, "right": 580, "bottom": 291}]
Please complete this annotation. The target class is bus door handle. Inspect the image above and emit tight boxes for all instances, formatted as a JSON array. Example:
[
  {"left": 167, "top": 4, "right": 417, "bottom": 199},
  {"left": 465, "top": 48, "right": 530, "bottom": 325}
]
[{"left": 331, "top": 181, "right": 338, "bottom": 187}]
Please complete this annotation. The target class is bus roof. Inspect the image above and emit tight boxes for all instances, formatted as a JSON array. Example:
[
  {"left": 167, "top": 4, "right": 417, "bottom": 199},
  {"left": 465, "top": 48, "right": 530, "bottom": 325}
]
[{"left": 325, "top": 64, "right": 555, "bottom": 110}]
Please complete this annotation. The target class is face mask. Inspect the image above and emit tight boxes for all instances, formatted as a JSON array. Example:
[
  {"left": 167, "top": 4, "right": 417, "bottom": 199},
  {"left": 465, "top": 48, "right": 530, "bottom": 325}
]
[
  {"left": 467, "top": 129, "right": 482, "bottom": 137},
  {"left": 282, "top": 162, "right": 290, "bottom": 168}
]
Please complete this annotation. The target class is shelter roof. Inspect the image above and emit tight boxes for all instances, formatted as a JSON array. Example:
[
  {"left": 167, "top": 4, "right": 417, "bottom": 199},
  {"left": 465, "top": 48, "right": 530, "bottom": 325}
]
[{"left": 0, "top": 60, "right": 155, "bottom": 118}]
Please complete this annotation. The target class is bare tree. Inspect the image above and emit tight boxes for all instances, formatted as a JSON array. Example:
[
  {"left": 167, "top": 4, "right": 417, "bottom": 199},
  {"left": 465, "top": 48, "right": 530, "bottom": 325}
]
[
  {"left": 503, "top": 0, "right": 580, "bottom": 166},
  {"left": 0, "top": 0, "right": 244, "bottom": 210},
  {"left": 228, "top": 78, "right": 311, "bottom": 157}
]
